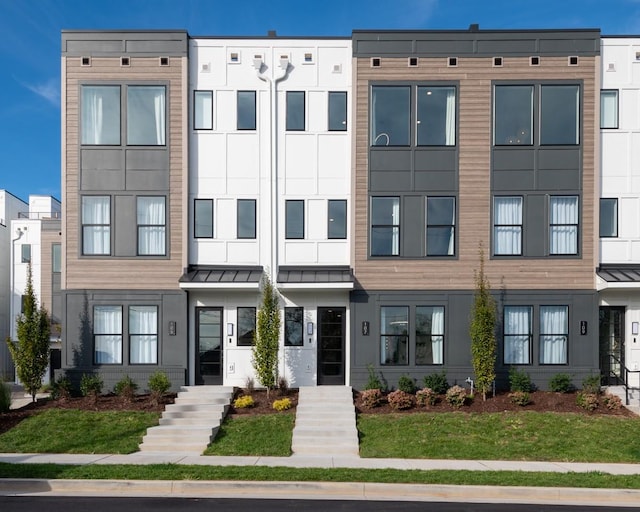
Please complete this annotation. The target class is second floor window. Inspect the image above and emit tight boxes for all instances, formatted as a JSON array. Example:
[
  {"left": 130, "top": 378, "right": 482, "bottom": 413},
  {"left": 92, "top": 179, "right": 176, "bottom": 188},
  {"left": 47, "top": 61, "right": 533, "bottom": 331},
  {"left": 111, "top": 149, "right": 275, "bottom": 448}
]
[
  {"left": 549, "top": 196, "right": 578, "bottom": 255},
  {"left": 285, "top": 200, "right": 304, "bottom": 239},
  {"left": 601, "top": 90, "right": 619, "bottom": 129},
  {"left": 328, "top": 200, "right": 347, "bottom": 239},
  {"left": 52, "top": 244, "right": 61, "bottom": 272},
  {"left": 21, "top": 244, "right": 31, "bottom": 263},
  {"left": 600, "top": 198, "right": 618, "bottom": 238},
  {"left": 237, "top": 91, "right": 256, "bottom": 130},
  {"left": 237, "top": 199, "right": 256, "bottom": 239},
  {"left": 81, "top": 85, "right": 121, "bottom": 145},
  {"left": 137, "top": 196, "right": 166, "bottom": 256},
  {"left": 328, "top": 91, "right": 347, "bottom": 131},
  {"left": 194, "top": 199, "right": 213, "bottom": 238},
  {"left": 82, "top": 196, "right": 110, "bottom": 256},
  {"left": 194, "top": 90, "right": 213, "bottom": 130},
  {"left": 426, "top": 197, "right": 455, "bottom": 256},
  {"left": 127, "top": 86, "right": 166, "bottom": 145},
  {"left": 494, "top": 197, "right": 523, "bottom": 255},
  {"left": 371, "top": 197, "right": 399, "bottom": 256},
  {"left": 286, "top": 91, "right": 305, "bottom": 131},
  {"left": 417, "top": 86, "right": 456, "bottom": 146}
]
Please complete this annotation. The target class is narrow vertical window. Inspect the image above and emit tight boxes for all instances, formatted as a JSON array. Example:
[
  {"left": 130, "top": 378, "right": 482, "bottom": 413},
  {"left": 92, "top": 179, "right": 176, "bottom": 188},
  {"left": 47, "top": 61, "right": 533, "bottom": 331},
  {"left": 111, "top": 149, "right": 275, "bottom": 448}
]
[
  {"left": 417, "top": 86, "right": 456, "bottom": 146},
  {"left": 328, "top": 199, "right": 347, "bottom": 239},
  {"left": 52, "top": 243, "right": 61, "bottom": 273},
  {"left": 416, "top": 306, "right": 444, "bottom": 365},
  {"left": 371, "top": 86, "right": 410, "bottom": 146},
  {"left": 129, "top": 306, "right": 158, "bottom": 364},
  {"left": 494, "top": 85, "right": 533, "bottom": 145},
  {"left": 194, "top": 199, "right": 213, "bottom": 238},
  {"left": 380, "top": 306, "right": 408, "bottom": 365},
  {"left": 286, "top": 91, "right": 305, "bottom": 131},
  {"left": 426, "top": 197, "right": 455, "bottom": 256},
  {"left": 550, "top": 196, "right": 579, "bottom": 255},
  {"left": 493, "top": 197, "right": 523, "bottom": 255},
  {"left": 504, "top": 306, "right": 532, "bottom": 364},
  {"left": 81, "top": 85, "right": 121, "bottom": 145},
  {"left": 237, "top": 90, "right": 256, "bottom": 130},
  {"left": 285, "top": 307, "right": 304, "bottom": 346},
  {"left": 601, "top": 90, "right": 619, "bottom": 129},
  {"left": 237, "top": 199, "right": 256, "bottom": 239},
  {"left": 285, "top": 200, "right": 304, "bottom": 239},
  {"left": 21, "top": 244, "right": 31, "bottom": 263},
  {"left": 82, "top": 196, "right": 110, "bottom": 255},
  {"left": 127, "top": 85, "right": 166, "bottom": 145},
  {"left": 371, "top": 197, "right": 400, "bottom": 256},
  {"left": 94, "top": 305, "right": 122, "bottom": 364},
  {"left": 600, "top": 198, "right": 618, "bottom": 238},
  {"left": 194, "top": 90, "right": 213, "bottom": 130},
  {"left": 540, "top": 306, "right": 568, "bottom": 364},
  {"left": 237, "top": 307, "right": 256, "bottom": 346},
  {"left": 540, "top": 85, "right": 579, "bottom": 145},
  {"left": 137, "top": 196, "right": 166, "bottom": 255},
  {"left": 328, "top": 91, "right": 347, "bottom": 131}
]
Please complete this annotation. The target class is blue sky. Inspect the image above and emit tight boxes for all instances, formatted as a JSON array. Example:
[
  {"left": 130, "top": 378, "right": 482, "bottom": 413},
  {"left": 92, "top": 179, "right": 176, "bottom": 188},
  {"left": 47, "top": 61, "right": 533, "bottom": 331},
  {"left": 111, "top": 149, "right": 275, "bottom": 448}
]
[{"left": 2, "top": 0, "right": 640, "bottom": 203}]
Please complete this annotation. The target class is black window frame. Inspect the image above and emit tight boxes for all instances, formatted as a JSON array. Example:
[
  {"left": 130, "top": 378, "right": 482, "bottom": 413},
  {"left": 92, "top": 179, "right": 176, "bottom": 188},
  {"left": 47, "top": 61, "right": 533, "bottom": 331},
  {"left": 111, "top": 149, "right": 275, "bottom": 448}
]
[
  {"left": 285, "top": 200, "right": 305, "bottom": 239},
  {"left": 136, "top": 196, "right": 167, "bottom": 256},
  {"left": 81, "top": 195, "right": 111, "bottom": 256},
  {"left": 93, "top": 305, "right": 123, "bottom": 366},
  {"left": 380, "top": 305, "right": 409, "bottom": 366},
  {"left": 128, "top": 305, "right": 158, "bottom": 365},
  {"left": 328, "top": 91, "right": 347, "bottom": 131},
  {"left": 600, "top": 89, "right": 619, "bottom": 129},
  {"left": 493, "top": 196, "right": 524, "bottom": 256},
  {"left": 237, "top": 307, "right": 256, "bottom": 346},
  {"left": 415, "top": 305, "right": 445, "bottom": 365},
  {"left": 503, "top": 305, "right": 533, "bottom": 365},
  {"left": 194, "top": 198, "right": 214, "bottom": 239},
  {"left": 539, "top": 305, "right": 569, "bottom": 365},
  {"left": 370, "top": 85, "right": 411, "bottom": 147},
  {"left": 237, "top": 199, "right": 257, "bottom": 239},
  {"left": 52, "top": 243, "right": 61, "bottom": 273},
  {"left": 549, "top": 195, "right": 579, "bottom": 256},
  {"left": 21, "top": 244, "right": 31, "bottom": 264},
  {"left": 425, "top": 196, "right": 456, "bottom": 257},
  {"left": 126, "top": 85, "right": 167, "bottom": 146},
  {"left": 284, "top": 307, "right": 304, "bottom": 347},
  {"left": 416, "top": 85, "right": 457, "bottom": 147},
  {"left": 286, "top": 91, "right": 305, "bottom": 131},
  {"left": 237, "top": 90, "right": 257, "bottom": 130},
  {"left": 370, "top": 196, "right": 400, "bottom": 257},
  {"left": 80, "top": 85, "right": 122, "bottom": 146},
  {"left": 493, "top": 84, "right": 534, "bottom": 146},
  {"left": 194, "top": 90, "right": 213, "bottom": 130},
  {"left": 600, "top": 198, "right": 618, "bottom": 238},
  {"left": 328, "top": 199, "right": 347, "bottom": 239}
]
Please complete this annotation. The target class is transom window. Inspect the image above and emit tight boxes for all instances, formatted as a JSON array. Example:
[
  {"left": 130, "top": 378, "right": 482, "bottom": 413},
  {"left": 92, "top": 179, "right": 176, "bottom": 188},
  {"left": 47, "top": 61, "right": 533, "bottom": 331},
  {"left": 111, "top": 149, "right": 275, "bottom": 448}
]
[
  {"left": 504, "top": 306, "right": 532, "bottom": 364},
  {"left": 380, "top": 306, "right": 408, "bottom": 365},
  {"left": 493, "top": 197, "right": 523, "bottom": 255},
  {"left": 549, "top": 196, "right": 578, "bottom": 255},
  {"left": 285, "top": 307, "right": 304, "bottom": 346},
  {"left": 137, "top": 196, "right": 166, "bottom": 256},
  {"left": 371, "top": 197, "right": 400, "bottom": 256},
  {"left": 426, "top": 197, "right": 455, "bottom": 256},
  {"left": 82, "top": 196, "right": 111, "bottom": 256},
  {"left": 415, "top": 306, "right": 444, "bottom": 365}
]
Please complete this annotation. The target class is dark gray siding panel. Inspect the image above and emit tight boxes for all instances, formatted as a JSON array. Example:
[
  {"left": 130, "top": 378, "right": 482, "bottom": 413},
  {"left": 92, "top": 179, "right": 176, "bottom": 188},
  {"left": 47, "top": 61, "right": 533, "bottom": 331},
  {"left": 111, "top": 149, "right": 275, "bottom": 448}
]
[
  {"left": 525, "top": 194, "right": 548, "bottom": 257},
  {"left": 493, "top": 149, "right": 535, "bottom": 171},
  {"left": 538, "top": 149, "right": 580, "bottom": 170},
  {"left": 81, "top": 149, "right": 122, "bottom": 170},
  {"left": 66, "top": 40, "right": 124, "bottom": 54},
  {"left": 355, "top": 40, "right": 414, "bottom": 55},
  {"left": 414, "top": 39, "right": 475, "bottom": 55},
  {"left": 125, "top": 149, "right": 168, "bottom": 170},
  {"left": 114, "top": 195, "right": 136, "bottom": 257},
  {"left": 538, "top": 169, "right": 580, "bottom": 190},
  {"left": 126, "top": 170, "right": 169, "bottom": 190},
  {"left": 62, "top": 31, "right": 188, "bottom": 57},
  {"left": 370, "top": 150, "right": 412, "bottom": 171},
  {"left": 414, "top": 171, "right": 457, "bottom": 191},
  {"left": 82, "top": 169, "right": 125, "bottom": 191},
  {"left": 414, "top": 149, "right": 457, "bottom": 171},
  {"left": 370, "top": 171, "right": 412, "bottom": 191},
  {"left": 477, "top": 39, "right": 537, "bottom": 54},
  {"left": 493, "top": 170, "right": 535, "bottom": 191},
  {"left": 538, "top": 38, "right": 598, "bottom": 54},
  {"left": 403, "top": 196, "right": 423, "bottom": 257}
]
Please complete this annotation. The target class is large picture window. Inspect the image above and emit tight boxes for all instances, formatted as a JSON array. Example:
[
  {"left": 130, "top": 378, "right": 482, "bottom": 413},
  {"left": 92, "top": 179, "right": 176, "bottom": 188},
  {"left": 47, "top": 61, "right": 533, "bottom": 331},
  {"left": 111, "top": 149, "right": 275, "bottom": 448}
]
[
  {"left": 380, "top": 306, "right": 408, "bottom": 365},
  {"left": 94, "top": 305, "right": 122, "bottom": 364},
  {"left": 127, "top": 86, "right": 166, "bottom": 145},
  {"left": 504, "top": 306, "right": 532, "bottom": 364},
  {"left": 237, "top": 307, "right": 256, "bottom": 346},
  {"left": 137, "top": 196, "right": 166, "bottom": 255},
  {"left": 494, "top": 197, "right": 523, "bottom": 255},
  {"left": 540, "top": 306, "right": 568, "bottom": 364},
  {"left": 82, "top": 196, "right": 110, "bottom": 255},
  {"left": 371, "top": 86, "right": 410, "bottom": 146},
  {"left": 426, "top": 197, "right": 455, "bottom": 256},
  {"left": 371, "top": 197, "right": 400, "bottom": 256},
  {"left": 81, "top": 85, "right": 121, "bottom": 145},
  {"left": 129, "top": 306, "right": 158, "bottom": 364},
  {"left": 417, "top": 86, "right": 456, "bottom": 146},
  {"left": 415, "top": 306, "right": 444, "bottom": 365},
  {"left": 494, "top": 85, "right": 533, "bottom": 145},
  {"left": 285, "top": 307, "right": 304, "bottom": 347},
  {"left": 549, "top": 196, "right": 578, "bottom": 255}
]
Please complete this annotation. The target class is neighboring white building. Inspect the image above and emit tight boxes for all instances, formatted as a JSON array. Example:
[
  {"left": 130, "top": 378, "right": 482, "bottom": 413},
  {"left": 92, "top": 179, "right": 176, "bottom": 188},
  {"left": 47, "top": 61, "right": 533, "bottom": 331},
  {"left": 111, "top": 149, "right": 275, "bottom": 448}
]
[
  {"left": 598, "top": 37, "right": 640, "bottom": 388},
  {"left": 0, "top": 190, "right": 28, "bottom": 379},
  {"left": 9, "top": 195, "right": 61, "bottom": 383},
  {"left": 182, "top": 35, "right": 353, "bottom": 387}
]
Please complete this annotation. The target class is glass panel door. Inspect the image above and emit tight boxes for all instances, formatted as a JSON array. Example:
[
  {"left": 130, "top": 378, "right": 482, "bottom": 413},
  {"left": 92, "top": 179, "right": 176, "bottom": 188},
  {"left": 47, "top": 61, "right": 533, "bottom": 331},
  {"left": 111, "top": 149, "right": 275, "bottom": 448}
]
[
  {"left": 318, "top": 307, "right": 345, "bottom": 385},
  {"left": 599, "top": 306, "right": 625, "bottom": 385},
  {"left": 197, "top": 307, "right": 222, "bottom": 385}
]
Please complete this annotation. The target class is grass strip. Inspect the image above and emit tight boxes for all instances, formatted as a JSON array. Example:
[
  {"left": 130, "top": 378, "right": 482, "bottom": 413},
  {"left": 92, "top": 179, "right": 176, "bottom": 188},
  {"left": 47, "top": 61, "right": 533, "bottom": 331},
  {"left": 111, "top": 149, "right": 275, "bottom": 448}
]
[{"left": 0, "top": 463, "right": 639, "bottom": 489}]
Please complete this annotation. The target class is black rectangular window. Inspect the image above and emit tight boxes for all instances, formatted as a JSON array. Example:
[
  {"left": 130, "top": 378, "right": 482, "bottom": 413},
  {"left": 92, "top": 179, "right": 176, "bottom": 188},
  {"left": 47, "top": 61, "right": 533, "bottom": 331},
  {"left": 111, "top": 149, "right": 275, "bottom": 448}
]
[
  {"left": 426, "top": 197, "right": 455, "bottom": 256},
  {"left": 129, "top": 306, "right": 158, "bottom": 364},
  {"left": 286, "top": 91, "right": 305, "bottom": 131},
  {"left": 371, "top": 86, "right": 410, "bottom": 146},
  {"left": 137, "top": 196, "right": 166, "bottom": 256},
  {"left": 415, "top": 306, "right": 444, "bottom": 365},
  {"left": 328, "top": 91, "right": 347, "bottom": 131},
  {"left": 600, "top": 198, "right": 618, "bottom": 238},
  {"left": 82, "top": 196, "right": 111, "bottom": 256},
  {"left": 237, "top": 199, "right": 256, "bottom": 239},
  {"left": 380, "top": 306, "right": 408, "bottom": 365},
  {"left": 549, "top": 196, "right": 579, "bottom": 255},
  {"left": 328, "top": 200, "right": 347, "bottom": 239},
  {"left": 493, "top": 196, "right": 523, "bottom": 256},
  {"left": 417, "top": 86, "right": 456, "bottom": 146},
  {"left": 504, "top": 306, "right": 532, "bottom": 365},
  {"left": 494, "top": 85, "right": 533, "bottom": 145},
  {"left": 601, "top": 90, "right": 619, "bottom": 129},
  {"left": 285, "top": 307, "right": 304, "bottom": 346},
  {"left": 540, "top": 85, "right": 579, "bottom": 145},
  {"left": 371, "top": 197, "right": 399, "bottom": 256},
  {"left": 52, "top": 244, "right": 61, "bottom": 273},
  {"left": 237, "top": 91, "right": 256, "bottom": 130},
  {"left": 81, "top": 85, "right": 121, "bottom": 145},
  {"left": 285, "top": 200, "right": 304, "bottom": 239},
  {"left": 237, "top": 307, "right": 256, "bottom": 346},
  {"left": 194, "top": 90, "right": 213, "bottom": 130},
  {"left": 194, "top": 199, "right": 213, "bottom": 238},
  {"left": 21, "top": 244, "right": 31, "bottom": 263}
]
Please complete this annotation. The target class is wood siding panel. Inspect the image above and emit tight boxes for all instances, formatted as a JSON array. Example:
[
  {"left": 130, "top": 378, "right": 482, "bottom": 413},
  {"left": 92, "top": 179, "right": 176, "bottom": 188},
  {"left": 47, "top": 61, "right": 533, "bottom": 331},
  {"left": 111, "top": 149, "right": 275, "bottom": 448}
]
[{"left": 353, "top": 56, "right": 598, "bottom": 291}]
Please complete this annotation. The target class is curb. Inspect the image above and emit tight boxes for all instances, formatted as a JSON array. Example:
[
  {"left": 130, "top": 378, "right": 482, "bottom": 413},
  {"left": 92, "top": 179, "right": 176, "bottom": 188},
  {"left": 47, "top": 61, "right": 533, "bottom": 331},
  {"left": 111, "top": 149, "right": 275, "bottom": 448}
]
[{"left": 1, "top": 479, "right": 640, "bottom": 506}]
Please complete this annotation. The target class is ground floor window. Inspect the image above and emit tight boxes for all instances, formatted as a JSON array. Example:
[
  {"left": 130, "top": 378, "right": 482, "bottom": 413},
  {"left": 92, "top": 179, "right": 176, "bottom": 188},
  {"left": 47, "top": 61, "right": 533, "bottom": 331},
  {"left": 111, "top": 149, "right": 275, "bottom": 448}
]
[
  {"left": 94, "top": 306, "right": 122, "bottom": 364},
  {"left": 129, "top": 306, "right": 158, "bottom": 364},
  {"left": 504, "top": 306, "right": 532, "bottom": 364},
  {"left": 415, "top": 306, "right": 444, "bottom": 364},
  {"left": 380, "top": 306, "right": 408, "bottom": 365},
  {"left": 540, "top": 306, "right": 568, "bottom": 364}
]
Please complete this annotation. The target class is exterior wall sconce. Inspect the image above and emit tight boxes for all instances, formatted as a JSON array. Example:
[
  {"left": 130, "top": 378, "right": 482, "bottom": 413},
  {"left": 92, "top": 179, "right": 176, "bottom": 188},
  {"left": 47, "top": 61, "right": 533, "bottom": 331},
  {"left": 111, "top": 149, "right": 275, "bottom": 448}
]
[
  {"left": 632, "top": 322, "right": 639, "bottom": 336},
  {"left": 307, "top": 322, "right": 314, "bottom": 335},
  {"left": 227, "top": 323, "right": 234, "bottom": 336}
]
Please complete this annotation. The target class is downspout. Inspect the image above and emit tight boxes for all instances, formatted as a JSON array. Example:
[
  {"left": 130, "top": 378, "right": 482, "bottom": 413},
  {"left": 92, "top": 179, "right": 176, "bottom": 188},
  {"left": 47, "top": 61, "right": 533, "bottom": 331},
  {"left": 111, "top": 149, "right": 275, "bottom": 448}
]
[{"left": 10, "top": 227, "right": 24, "bottom": 382}]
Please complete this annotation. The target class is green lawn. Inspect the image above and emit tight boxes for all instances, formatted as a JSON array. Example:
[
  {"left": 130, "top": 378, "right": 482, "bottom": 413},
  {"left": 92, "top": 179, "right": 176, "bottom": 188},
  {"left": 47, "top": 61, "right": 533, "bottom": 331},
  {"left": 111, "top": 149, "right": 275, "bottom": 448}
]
[
  {"left": 358, "top": 411, "right": 640, "bottom": 462},
  {"left": 0, "top": 409, "right": 160, "bottom": 454}
]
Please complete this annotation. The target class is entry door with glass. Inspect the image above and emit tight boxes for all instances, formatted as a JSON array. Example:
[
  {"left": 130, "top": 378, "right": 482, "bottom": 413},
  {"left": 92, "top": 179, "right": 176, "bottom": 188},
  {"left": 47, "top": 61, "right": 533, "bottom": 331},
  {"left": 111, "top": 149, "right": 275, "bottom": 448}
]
[
  {"left": 599, "top": 306, "right": 625, "bottom": 385},
  {"left": 196, "top": 307, "right": 223, "bottom": 385},
  {"left": 317, "top": 307, "right": 345, "bottom": 385}
]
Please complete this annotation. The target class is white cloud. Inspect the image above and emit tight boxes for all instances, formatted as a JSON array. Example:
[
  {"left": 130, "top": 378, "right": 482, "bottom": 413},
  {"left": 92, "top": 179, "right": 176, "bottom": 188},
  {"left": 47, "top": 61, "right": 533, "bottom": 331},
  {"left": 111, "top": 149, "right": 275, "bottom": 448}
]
[{"left": 24, "top": 78, "right": 59, "bottom": 106}]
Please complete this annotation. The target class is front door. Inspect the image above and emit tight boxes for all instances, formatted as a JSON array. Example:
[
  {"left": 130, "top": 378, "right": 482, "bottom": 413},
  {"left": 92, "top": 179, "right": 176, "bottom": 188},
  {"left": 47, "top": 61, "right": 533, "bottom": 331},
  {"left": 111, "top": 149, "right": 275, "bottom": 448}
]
[
  {"left": 317, "top": 307, "right": 345, "bottom": 385},
  {"left": 196, "top": 307, "right": 223, "bottom": 385},
  {"left": 599, "top": 306, "right": 625, "bottom": 385}
]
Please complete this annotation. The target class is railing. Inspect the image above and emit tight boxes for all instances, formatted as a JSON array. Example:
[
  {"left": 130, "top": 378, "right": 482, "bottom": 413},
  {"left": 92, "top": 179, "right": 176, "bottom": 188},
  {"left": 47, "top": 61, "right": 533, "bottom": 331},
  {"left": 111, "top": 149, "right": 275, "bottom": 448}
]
[
  {"left": 607, "top": 353, "right": 640, "bottom": 406},
  {"left": 17, "top": 211, "right": 61, "bottom": 220}
]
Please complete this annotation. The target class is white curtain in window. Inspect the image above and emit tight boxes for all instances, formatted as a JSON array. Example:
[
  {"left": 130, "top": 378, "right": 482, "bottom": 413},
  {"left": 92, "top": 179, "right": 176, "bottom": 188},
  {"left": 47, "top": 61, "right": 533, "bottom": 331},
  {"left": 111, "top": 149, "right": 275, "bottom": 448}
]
[
  {"left": 431, "top": 307, "right": 444, "bottom": 364},
  {"left": 154, "top": 90, "right": 166, "bottom": 145},
  {"left": 82, "top": 196, "right": 110, "bottom": 255},
  {"left": 81, "top": 86, "right": 119, "bottom": 145},
  {"left": 138, "top": 197, "right": 166, "bottom": 255},
  {"left": 494, "top": 197, "right": 522, "bottom": 255},
  {"left": 504, "top": 306, "right": 530, "bottom": 364},
  {"left": 94, "top": 306, "right": 122, "bottom": 364},
  {"left": 391, "top": 198, "right": 400, "bottom": 255},
  {"left": 445, "top": 88, "right": 456, "bottom": 146},
  {"left": 83, "top": 91, "right": 103, "bottom": 144},
  {"left": 540, "top": 306, "right": 568, "bottom": 364},
  {"left": 550, "top": 197, "right": 578, "bottom": 254},
  {"left": 130, "top": 306, "right": 158, "bottom": 364}
]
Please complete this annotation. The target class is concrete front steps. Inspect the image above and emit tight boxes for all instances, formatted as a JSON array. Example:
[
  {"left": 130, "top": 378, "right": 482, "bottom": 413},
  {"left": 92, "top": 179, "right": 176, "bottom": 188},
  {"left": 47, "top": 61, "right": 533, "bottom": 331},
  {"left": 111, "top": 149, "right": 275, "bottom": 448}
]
[
  {"left": 292, "top": 386, "right": 359, "bottom": 457},
  {"left": 138, "top": 386, "right": 234, "bottom": 454},
  {"left": 604, "top": 385, "right": 640, "bottom": 415}
]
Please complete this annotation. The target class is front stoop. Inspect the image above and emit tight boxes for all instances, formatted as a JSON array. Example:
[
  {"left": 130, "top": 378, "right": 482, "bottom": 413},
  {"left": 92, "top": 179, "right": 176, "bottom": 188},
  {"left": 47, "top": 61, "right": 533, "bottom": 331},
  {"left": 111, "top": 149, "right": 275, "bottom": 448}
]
[
  {"left": 138, "top": 386, "right": 234, "bottom": 454},
  {"left": 291, "top": 386, "right": 359, "bottom": 457}
]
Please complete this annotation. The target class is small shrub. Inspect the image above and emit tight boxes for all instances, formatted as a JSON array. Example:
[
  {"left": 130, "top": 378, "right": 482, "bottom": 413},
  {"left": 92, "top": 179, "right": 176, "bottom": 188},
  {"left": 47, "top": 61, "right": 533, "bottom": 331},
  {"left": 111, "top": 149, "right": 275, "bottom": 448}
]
[
  {"left": 416, "top": 387, "right": 437, "bottom": 407},
  {"left": 365, "top": 364, "right": 384, "bottom": 391},
  {"left": 0, "top": 381, "right": 11, "bottom": 413},
  {"left": 387, "top": 390, "right": 416, "bottom": 410},
  {"left": 582, "top": 375, "right": 602, "bottom": 395},
  {"left": 423, "top": 371, "right": 449, "bottom": 395},
  {"left": 245, "top": 377, "right": 255, "bottom": 393},
  {"left": 80, "top": 374, "right": 103, "bottom": 400},
  {"left": 549, "top": 373, "right": 573, "bottom": 393},
  {"left": 445, "top": 385, "right": 467, "bottom": 409},
  {"left": 272, "top": 397, "right": 292, "bottom": 411},
  {"left": 234, "top": 395, "right": 255, "bottom": 408},
  {"left": 509, "top": 367, "right": 532, "bottom": 393},
  {"left": 51, "top": 376, "right": 73, "bottom": 400},
  {"left": 113, "top": 375, "right": 138, "bottom": 402},
  {"left": 397, "top": 374, "right": 416, "bottom": 394},
  {"left": 576, "top": 391, "right": 599, "bottom": 411},
  {"left": 602, "top": 393, "right": 623, "bottom": 410},
  {"left": 360, "top": 388, "right": 383, "bottom": 408},
  {"left": 277, "top": 376, "right": 289, "bottom": 396},
  {"left": 509, "top": 391, "right": 531, "bottom": 406},
  {"left": 148, "top": 371, "right": 171, "bottom": 405}
]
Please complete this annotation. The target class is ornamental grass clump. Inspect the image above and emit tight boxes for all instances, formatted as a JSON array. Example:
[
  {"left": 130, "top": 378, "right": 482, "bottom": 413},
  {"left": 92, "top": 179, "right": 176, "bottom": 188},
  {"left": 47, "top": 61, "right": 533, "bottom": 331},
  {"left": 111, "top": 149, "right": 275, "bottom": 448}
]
[
  {"left": 386, "top": 390, "right": 416, "bottom": 410},
  {"left": 416, "top": 387, "right": 437, "bottom": 407},
  {"left": 445, "top": 385, "right": 468, "bottom": 409},
  {"left": 360, "top": 388, "right": 383, "bottom": 409},
  {"left": 234, "top": 395, "right": 255, "bottom": 409},
  {"left": 272, "top": 397, "right": 292, "bottom": 411}
]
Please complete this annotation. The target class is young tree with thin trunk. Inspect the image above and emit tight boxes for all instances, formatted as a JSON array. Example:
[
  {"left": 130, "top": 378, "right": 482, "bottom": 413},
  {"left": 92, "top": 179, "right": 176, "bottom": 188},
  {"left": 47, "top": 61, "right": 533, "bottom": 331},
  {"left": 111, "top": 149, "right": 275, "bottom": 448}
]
[
  {"left": 252, "top": 274, "right": 280, "bottom": 397},
  {"left": 6, "top": 264, "right": 51, "bottom": 402}
]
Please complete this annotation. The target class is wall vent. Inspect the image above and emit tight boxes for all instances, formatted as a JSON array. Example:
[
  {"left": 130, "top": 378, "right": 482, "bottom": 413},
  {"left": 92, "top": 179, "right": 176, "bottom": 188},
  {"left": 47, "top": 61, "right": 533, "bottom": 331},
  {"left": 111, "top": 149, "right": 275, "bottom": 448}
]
[
  {"left": 530, "top": 56, "right": 540, "bottom": 66},
  {"left": 303, "top": 52, "right": 314, "bottom": 64},
  {"left": 81, "top": 56, "right": 91, "bottom": 67},
  {"left": 493, "top": 56, "right": 503, "bottom": 67},
  {"left": 607, "top": 63, "right": 616, "bottom": 72},
  {"left": 201, "top": 62, "right": 211, "bottom": 73},
  {"left": 229, "top": 52, "right": 240, "bottom": 64},
  {"left": 569, "top": 56, "right": 579, "bottom": 66},
  {"left": 448, "top": 57, "right": 458, "bottom": 67},
  {"left": 408, "top": 57, "right": 418, "bottom": 67},
  {"left": 332, "top": 64, "right": 342, "bottom": 73},
  {"left": 159, "top": 56, "right": 169, "bottom": 66},
  {"left": 120, "top": 56, "right": 130, "bottom": 67},
  {"left": 371, "top": 57, "right": 381, "bottom": 67}
]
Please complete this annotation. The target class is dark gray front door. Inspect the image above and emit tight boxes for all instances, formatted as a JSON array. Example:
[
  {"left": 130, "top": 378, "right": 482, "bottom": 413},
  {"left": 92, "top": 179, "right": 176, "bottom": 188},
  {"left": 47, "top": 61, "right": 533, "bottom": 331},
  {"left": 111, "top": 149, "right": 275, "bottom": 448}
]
[
  {"left": 599, "top": 306, "right": 625, "bottom": 385},
  {"left": 317, "top": 307, "right": 345, "bottom": 385},
  {"left": 196, "top": 307, "right": 223, "bottom": 385}
]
